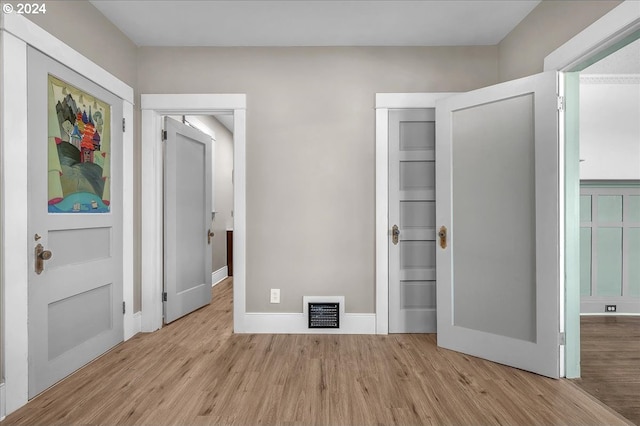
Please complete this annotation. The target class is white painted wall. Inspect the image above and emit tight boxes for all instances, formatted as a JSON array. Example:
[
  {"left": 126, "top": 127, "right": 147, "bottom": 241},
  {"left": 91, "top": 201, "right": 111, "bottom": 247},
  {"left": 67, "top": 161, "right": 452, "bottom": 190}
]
[{"left": 579, "top": 76, "right": 640, "bottom": 180}]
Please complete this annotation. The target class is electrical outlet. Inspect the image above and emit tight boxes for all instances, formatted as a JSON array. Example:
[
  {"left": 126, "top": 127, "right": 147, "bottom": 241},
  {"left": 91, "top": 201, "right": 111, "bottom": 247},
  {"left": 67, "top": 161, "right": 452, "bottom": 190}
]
[
  {"left": 270, "top": 288, "right": 280, "bottom": 304},
  {"left": 605, "top": 304, "right": 617, "bottom": 312}
]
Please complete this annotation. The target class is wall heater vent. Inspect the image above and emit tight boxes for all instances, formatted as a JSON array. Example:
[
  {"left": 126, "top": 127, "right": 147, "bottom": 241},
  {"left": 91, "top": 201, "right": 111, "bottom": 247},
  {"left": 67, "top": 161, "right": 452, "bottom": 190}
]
[{"left": 308, "top": 302, "right": 340, "bottom": 329}]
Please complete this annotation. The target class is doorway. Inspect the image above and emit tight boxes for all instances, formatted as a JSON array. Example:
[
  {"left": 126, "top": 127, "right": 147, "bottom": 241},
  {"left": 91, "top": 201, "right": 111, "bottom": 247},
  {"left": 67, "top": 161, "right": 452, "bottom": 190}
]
[
  {"left": 180, "top": 115, "right": 236, "bottom": 288},
  {"left": 165, "top": 113, "right": 234, "bottom": 310},
  {"left": 567, "top": 35, "right": 640, "bottom": 424},
  {"left": 139, "top": 94, "right": 246, "bottom": 333}
]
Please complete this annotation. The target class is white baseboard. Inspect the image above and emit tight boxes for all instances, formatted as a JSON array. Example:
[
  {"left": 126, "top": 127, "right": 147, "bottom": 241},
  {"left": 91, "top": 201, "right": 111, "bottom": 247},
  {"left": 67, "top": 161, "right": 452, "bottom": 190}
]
[
  {"left": 243, "top": 313, "right": 376, "bottom": 334},
  {"left": 581, "top": 299, "right": 640, "bottom": 315},
  {"left": 133, "top": 311, "right": 142, "bottom": 332},
  {"left": 211, "top": 266, "right": 228, "bottom": 287},
  {"left": 0, "top": 382, "right": 5, "bottom": 421},
  {"left": 124, "top": 311, "right": 142, "bottom": 340}
]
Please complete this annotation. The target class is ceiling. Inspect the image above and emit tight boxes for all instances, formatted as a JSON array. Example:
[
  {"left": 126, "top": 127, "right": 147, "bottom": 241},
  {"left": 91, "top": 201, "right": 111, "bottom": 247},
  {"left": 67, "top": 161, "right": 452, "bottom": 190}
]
[{"left": 90, "top": 0, "right": 540, "bottom": 47}]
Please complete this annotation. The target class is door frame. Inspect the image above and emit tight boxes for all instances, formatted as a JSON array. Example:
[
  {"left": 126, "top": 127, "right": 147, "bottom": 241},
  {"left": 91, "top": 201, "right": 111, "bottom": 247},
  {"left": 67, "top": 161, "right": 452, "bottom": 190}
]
[
  {"left": 140, "top": 94, "right": 246, "bottom": 333},
  {"left": 543, "top": 0, "right": 640, "bottom": 378},
  {"left": 1, "top": 13, "right": 135, "bottom": 415},
  {"left": 374, "top": 93, "right": 454, "bottom": 334}
]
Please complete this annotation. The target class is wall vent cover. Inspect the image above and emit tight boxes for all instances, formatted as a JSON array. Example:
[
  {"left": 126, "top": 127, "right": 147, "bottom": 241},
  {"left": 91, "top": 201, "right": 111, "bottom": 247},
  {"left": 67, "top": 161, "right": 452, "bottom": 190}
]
[{"left": 308, "top": 302, "right": 340, "bottom": 328}]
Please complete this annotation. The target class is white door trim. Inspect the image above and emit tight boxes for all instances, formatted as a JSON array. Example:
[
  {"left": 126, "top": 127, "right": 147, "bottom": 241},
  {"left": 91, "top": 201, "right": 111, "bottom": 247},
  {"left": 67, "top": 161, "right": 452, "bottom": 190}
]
[
  {"left": 374, "top": 93, "right": 455, "bottom": 334},
  {"left": 0, "top": 13, "right": 135, "bottom": 416},
  {"left": 140, "top": 94, "right": 247, "bottom": 333},
  {"left": 543, "top": 0, "right": 640, "bottom": 73}
]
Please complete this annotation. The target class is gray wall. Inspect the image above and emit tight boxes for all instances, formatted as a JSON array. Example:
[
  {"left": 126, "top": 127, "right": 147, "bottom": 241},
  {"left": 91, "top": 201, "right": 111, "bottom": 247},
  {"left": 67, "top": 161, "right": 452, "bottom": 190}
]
[
  {"left": 137, "top": 46, "right": 499, "bottom": 313},
  {"left": 9, "top": 0, "right": 138, "bottom": 87},
  {"left": 497, "top": 0, "right": 622, "bottom": 82}
]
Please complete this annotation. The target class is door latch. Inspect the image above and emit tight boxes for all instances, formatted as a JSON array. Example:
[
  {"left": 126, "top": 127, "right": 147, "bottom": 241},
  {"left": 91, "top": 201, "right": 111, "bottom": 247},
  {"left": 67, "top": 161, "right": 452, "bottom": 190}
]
[
  {"left": 208, "top": 230, "right": 214, "bottom": 245},
  {"left": 392, "top": 225, "right": 400, "bottom": 245},
  {"left": 438, "top": 226, "right": 447, "bottom": 249},
  {"left": 35, "top": 243, "right": 53, "bottom": 275}
]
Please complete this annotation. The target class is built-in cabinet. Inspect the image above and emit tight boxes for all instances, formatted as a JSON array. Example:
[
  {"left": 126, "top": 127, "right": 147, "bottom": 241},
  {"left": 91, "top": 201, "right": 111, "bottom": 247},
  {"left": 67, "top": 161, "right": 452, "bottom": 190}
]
[{"left": 580, "top": 183, "right": 640, "bottom": 313}]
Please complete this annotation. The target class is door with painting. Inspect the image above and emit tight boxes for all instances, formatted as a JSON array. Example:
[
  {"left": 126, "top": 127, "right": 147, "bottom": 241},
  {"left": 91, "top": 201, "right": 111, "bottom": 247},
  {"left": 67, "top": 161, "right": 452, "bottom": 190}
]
[{"left": 27, "top": 48, "right": 124, "bottom": 397}]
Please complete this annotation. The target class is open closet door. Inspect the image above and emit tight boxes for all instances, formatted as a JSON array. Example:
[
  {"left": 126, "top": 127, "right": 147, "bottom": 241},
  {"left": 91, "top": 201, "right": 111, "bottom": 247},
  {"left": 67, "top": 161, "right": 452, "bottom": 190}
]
[{"left": 435, "top": 71, "right": 560, "bottom": 378}]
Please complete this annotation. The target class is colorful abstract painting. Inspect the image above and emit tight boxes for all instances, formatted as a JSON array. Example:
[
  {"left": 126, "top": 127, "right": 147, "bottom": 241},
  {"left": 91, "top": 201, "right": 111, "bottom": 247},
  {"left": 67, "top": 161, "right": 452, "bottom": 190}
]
[{"left": 48, "top": 75, "right": 111, "bottom": 213}]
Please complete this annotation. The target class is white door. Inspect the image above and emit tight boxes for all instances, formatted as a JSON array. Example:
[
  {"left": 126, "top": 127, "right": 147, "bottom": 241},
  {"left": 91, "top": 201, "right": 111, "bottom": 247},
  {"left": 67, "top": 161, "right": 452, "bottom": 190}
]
[
  {"left": 389, "top": 109, "right": 437, "bottom": 333},
  {"left": 435, "top": 71, "right": 560, "bottom": 378},
  {"left": 27, "top": 48, "right": 124, "bottom": 397},
  {"left": 163, "top": 117, "right": 213, "bottom": 323}
]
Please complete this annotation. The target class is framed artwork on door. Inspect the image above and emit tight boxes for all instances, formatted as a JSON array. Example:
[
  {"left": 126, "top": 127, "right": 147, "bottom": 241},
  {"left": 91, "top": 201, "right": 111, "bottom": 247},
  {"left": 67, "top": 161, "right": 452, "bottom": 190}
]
[{"left": 47, "top": 74, "right": 112, "bottom": 213}]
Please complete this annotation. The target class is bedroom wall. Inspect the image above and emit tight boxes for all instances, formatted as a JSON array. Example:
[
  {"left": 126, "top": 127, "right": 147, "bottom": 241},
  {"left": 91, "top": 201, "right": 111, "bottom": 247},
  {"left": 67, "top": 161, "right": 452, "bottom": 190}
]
[{"left": 137, "top": 46, "right": 499, "bottom": 313}]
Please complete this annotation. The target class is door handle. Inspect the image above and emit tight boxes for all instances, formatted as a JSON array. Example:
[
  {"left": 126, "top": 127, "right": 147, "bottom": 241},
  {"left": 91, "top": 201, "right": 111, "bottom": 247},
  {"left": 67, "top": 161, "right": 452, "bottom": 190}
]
[
  {"left": 438, "top": 226, "right": 447, "bottom": 249},
  {"left": 392, "top": 225, "right": 400, "bottom": 245},
  {"left": 35, "top": 243, "right": 53, "bottom": 275},
  {"left": 208, "top": 230, "right": 214, "bottom": 245}
]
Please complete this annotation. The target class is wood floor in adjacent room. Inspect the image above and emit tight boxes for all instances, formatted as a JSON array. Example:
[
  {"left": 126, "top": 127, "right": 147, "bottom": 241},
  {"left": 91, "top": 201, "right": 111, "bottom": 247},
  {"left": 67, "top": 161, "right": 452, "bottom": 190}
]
[
  {"left": 2, "top": 279, "right": 632, "bottom": 426},
  {"left": 574, "top": 315, "right": 640, "bottom": 426}
]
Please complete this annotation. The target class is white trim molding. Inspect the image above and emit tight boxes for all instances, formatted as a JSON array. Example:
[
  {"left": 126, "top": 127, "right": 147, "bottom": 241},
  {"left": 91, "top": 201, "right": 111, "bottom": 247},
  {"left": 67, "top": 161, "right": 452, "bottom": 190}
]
[
  {"left": 243, "top": 313, "right": 376, "bottom": 334},
  {"left": 212, "top": 266, "right": 228, "bottom": 287},
  {"left": 544, "top": 0, "right": 640, "bottom": 72},
  {"left": 132, "top": 312, "right": 142, "bottom": 336},
  {"left": 543, "top": 0, "right": 640, "bottom": 380},
  {"left": 1, "top": 13, "right": 133, "bottom": 104},
  {"left": 374, "top": 92, "right": 455, "bottom": 335},
  {"left": 1, "top": 14, "right": 134, "bottom": 416},
  {"left": 580, "top": 299, "right": 640, "bottom": 315},
  {"left": 0, "top": 382, "right": 5, "bottom": 421},
  {"left": 140, "top": 94, "right": 247, "bottom": 334},
  {"left": 579, "top": 74, "right": 640, "bottom": 85},
  {"left": 375, "top": 93, "right": 457, "bottom": 109}
]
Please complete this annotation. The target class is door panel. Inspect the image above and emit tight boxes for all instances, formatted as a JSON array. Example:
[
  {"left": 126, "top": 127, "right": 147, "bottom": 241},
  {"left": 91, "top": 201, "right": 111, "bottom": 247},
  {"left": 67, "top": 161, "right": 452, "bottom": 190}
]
[
  {"left": 164, "top": 117, "right": 213, "bottom": 323},
  {"left": 389, "top": 109, "right": 437, "bottom": 333},
  {"left": 436, "top": 71, "right": 559, "bottom": 378},
  {"left": 27, "top": 47, "right": 123, "bottom": 397}
]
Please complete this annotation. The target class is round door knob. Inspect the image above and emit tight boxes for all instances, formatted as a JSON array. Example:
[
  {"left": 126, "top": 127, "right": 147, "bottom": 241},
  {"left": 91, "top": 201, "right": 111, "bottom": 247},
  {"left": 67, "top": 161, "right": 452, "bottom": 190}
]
[{"left": 39, "top": 250, "right": 52, "bottom": 260}]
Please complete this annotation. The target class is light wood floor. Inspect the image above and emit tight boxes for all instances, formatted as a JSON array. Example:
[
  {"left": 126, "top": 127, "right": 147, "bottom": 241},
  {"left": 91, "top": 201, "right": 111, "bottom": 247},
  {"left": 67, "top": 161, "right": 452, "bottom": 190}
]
[
  {"left": 574, "top": 316, "right": 640, "bottom": 425},
  {"left": 2, "top": 279, "right": 632, "bottom": 425}
]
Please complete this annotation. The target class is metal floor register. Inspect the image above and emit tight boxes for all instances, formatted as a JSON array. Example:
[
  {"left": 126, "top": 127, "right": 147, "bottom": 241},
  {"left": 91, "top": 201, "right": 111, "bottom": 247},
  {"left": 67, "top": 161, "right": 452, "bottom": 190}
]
[{"left": 308, "top": 302, "right": 340, "bottom": 328}]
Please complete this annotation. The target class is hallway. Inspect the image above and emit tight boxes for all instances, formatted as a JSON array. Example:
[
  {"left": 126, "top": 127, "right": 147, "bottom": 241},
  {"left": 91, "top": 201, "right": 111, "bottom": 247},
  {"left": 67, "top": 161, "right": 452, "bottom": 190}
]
[{"left": 2, "top": 278, "right": 630, "bottom": 425}]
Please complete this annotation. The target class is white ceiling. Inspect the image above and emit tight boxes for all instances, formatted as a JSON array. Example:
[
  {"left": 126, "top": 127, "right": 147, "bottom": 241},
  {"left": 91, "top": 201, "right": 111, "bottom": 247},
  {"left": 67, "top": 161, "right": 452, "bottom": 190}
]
[{"left": 90, "top": 0, "right": 541, "bottom": 47}]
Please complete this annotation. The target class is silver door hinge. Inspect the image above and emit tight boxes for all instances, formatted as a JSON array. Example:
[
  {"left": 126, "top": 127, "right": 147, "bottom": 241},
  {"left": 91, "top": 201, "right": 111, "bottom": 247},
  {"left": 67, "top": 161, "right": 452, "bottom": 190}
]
[
  {"left": 162, "top": 130, "right": 167, "bottom": 141},
  {"left": 163, "top": 292, "right": 168, "bottom": 302},
  {"left": 557, "top": 96, "right": 564, "bottom": 111},
  {"left": 122, "top": 118, "right": 126, "bottom": 132},
  {"left": 123, "top": 301, "right": 126, "bottom": 315},
  {"left": 559, "top": 332, "right": 565, "bottom": 346}
]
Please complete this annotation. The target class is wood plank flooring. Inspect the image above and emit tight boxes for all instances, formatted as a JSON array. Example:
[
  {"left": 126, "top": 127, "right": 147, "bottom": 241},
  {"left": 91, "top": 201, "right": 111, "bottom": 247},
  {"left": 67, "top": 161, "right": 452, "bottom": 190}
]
[
  {"left": 574, "top": 316, "right": 640, "bottom": 425},
  {"left": 2, "top": 279, "right": 632, "bottom": 425}
]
